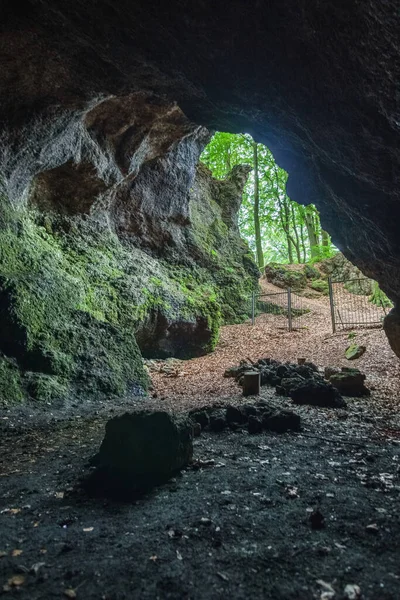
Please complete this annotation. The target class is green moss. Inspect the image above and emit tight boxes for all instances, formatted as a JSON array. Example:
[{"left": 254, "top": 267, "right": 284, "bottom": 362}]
[
  {"left": 310, "top": 278, "right": 329, "bottom": 294},
  {"left": 0, "top": 356, "right": 24, "bottom": 406},
  {"left": 303, "top": 264, "right": 320, "bottom": 280},
  {"left": 0, "top": 206, "right": 149, "bottom": 404}
]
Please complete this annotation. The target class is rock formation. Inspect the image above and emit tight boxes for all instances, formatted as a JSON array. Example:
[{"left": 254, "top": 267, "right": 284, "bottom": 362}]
[{"left": 1, "top": 0, "right": 400, "bottom": 402}]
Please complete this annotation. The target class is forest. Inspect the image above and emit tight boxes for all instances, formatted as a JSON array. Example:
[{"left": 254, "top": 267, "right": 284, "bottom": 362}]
[{"left": 201, "top": 132, "right": 336, "bottom": 269}]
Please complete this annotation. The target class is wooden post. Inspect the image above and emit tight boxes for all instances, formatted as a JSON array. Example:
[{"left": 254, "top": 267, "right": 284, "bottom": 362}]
[
  {"left": 328, "top": 277, "right": 336, "bottom": 333},
  {"left": 243, "top": 371, "right": 260, "bottom": 396},
  {"left": 251, "top": 291, "right": 256, "bottom": 325}
]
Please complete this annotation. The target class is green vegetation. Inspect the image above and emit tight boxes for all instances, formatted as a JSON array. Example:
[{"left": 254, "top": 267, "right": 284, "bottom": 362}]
[
  {"left": 369, "top": 281, "right": 393, "bottom": 308},
  {"left": 201, "top": 132, "right": 337, "bottom": 267}
]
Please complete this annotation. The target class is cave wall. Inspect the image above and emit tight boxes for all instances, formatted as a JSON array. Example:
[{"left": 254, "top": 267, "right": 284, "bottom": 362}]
[
  {"left": 2, "top": 0, "right": 400, "bottom": 377},
  {"left": 0, "top": 111, "right": 258, "bottom": 406}
]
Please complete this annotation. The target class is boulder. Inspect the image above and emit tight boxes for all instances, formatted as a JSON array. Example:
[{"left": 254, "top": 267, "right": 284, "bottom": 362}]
[
  {"left": 91, "top": 411, "right": 193, "bottom": 494},
  {"left": 190, "top": 410, "right": 210, "bottom": 430},
  {"left": 209, "top": 411, "right": 227, "bottom": 432},
  {"left": 226, "top": 405, "right": 247, "bottom": 425},
  {"left": 345, "top": 344, "right": 366, "bottom": 360},
  {"left": 329, "top": 368, "right": 370, "bottom": 397},
  {"left": 248, "top": 415, "right": 263, "bottom": 434},
  {"left": 262, "top": 409, "right": 301, "bottom": 433},
  {"left": 289, "top": 380, "right": 346, "bottom": 408},
  {"left": 324, "top": 366, "right": 341, "bottom": 380}
]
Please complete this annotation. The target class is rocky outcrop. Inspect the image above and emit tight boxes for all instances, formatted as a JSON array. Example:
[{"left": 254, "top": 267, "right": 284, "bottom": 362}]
[{"left": 0, "top": 121, "right": 258, "bottom": 405}]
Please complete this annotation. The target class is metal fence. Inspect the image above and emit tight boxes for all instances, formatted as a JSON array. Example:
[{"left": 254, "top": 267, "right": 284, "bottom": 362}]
[
  {"left": 329, "top": 277, "right": 391, "bottom": 332},
  {"left": 251, "top": 289, "right": 310, "bottom": 331}
]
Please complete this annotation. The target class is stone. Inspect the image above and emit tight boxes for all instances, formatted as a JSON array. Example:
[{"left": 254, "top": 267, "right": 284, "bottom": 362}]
[
  {"left": 329, "top": 368, "right": 370, "bottom": 397},
  {"left": 345, "top": 345, "right": 366, "bottom": 360},
  {"left": 289, "top": 380, "right": 346, "bottom": 409},
  {"left": 248, "top": 415, "right": 263, "bottom": 434},
  {"left": 278, "top": 376, "right": 305, "bottom": 395},
  {"left": 324, "top": 366, "right": 341, "bottom": 380},
  {"left": 242, "top": 404, "right": 261, "bottom": 417},
  {"left": 226, "top": 405, "right": 247, "bottom": 425},
  {"left": 189, "top": 410, "right": 210, "bottom": 430},
  {"left": 262, "top": 410, "right": 301, "bottom": 433},
  {"left": 209, "top": 412, "right": 227, "bottom": 432},
  {"left": 192, "top": 422, "right": 202, "bottom": 437},
  {"left": 92, "top": 411, "right": 193, "bottom": 494}
]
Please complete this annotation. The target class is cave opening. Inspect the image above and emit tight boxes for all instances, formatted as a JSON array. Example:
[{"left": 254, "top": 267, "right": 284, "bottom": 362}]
[{"left": 2, "top": 0, "right": 400, "bottom": 595}]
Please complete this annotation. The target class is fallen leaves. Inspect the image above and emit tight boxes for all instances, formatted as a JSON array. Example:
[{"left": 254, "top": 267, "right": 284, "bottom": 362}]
[
  {"left": 3, "top": 574, "right": 26, "bottom": 592},
  {"left": 64, "top": 589, "right": 77, "bottom": 599},
  {"left": 11, "top": 549, "right": 23, "bottom": 557},
  {"left": 344, "top": 584, "right": 362, "bottom": 599}
]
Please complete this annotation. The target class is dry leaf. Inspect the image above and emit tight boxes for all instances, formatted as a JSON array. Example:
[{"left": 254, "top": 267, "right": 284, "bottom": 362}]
[
  {"left": 64, "top": 589, "right": 77, "bottom": 599},
  {"left": 149, "top": 555, "right": 158, "bottom": 562},
  {"left": 8, "top": 574, "right": 25, "bottom": 587},
  {"left": 317, "top": 579, "right": 336, "bottom": 600},
  {"left": 40, "top": 548, "right": 47, "bottom": 554},
  {"left": 55, "top": 492, "right": 65, "bottom": 499},
  {"left": 83, "top": 527, "right": 94, "bottom": 532},
  {"left": 344, "top": 584, "right": 361, "bottom": 599},
  {"left": 176, "top": 550, "right": 183, "bottom": 561},
  {"left": 11, "top": 549, "right": 23, "bottom": 557}
]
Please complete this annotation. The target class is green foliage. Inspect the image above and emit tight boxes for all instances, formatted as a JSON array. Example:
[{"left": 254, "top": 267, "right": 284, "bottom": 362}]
[
  {"left": 348, "top": 331, "right": 357, "bottom": 340},
  {"left": 201, "top": 132, "right": 337, "bottom": 265},
  {"left": 369, "top": 281, "right": 393, "bottom": 308},
  {"left": 309, "top": 278, "right": 329, "bottom": 295}
]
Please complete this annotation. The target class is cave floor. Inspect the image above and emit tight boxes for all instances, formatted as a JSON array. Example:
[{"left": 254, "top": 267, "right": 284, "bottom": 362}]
[{"left": 1, "top": 395, "right": 400, "bottom": 600}]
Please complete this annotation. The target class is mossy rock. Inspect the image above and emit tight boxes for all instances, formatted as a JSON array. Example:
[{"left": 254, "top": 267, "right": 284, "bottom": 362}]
[
  {"left": 310, "top": 278, "right": 329, "bottom": 295},
  {"left": 303, "top": 264, "right": 320, "bottom": 280},
  {"left": 264, "top": 263, "right": 307, "bottom": 291},
  {"left": 345, "top": 344, "right": 366, "bottom": 360}
]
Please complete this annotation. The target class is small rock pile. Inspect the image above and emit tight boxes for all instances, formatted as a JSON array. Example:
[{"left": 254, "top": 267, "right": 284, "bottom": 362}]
[
  {"left": 225, "top": 358, "right": 348, "bottom": 408},
  {"left": 189, "top": 401, "right": 301, "bottom": 436}
]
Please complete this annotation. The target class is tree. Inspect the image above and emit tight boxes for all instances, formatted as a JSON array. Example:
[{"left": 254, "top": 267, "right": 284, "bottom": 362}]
[{"left": 201, "top": 132, "right": 336, "bottom": 265}]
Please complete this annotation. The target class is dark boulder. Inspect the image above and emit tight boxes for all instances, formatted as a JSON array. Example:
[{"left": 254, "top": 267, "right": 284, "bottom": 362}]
[
  {"left": 289, "top": 380, "right": 346, "bottom": 409},
  {"left": 189, "top": 410, "right": 210, "bottom": 430},
  {"left": 262, "top": 409, "right": 301, "bottom": 433},
  {"left": 329, "top": 368, "right": 370, "bottom": 397},
  {"left": 209, "top": 411, "right": 227, "bottom": 432},
  {"left": 226, "top": 405, "right": 247, "bottom": 425},
  {"left": 89, "top": 411, "right": 193, "bottom": 495},
  {"left": 248, "top": 415, "right": 263, "bottom": 434}
]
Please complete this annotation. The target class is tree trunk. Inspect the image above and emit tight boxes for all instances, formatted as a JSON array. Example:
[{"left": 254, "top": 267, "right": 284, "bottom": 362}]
[
  {"left": 253, "top": 141, "right": 264, "bottom": 269},
  {"left": 304, "top": 209, "right": 319, "bottom": 258},
  {"left": 290, "top": 203, "right": 302, "bottom": 263},
  {"left": 321, "top": 229, "right": 330, "bottom": 247}
]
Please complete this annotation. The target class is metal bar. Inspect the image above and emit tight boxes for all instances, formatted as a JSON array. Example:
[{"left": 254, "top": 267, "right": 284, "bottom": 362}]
[
  {"left": 328, "top": 277, "right": 336, "bottom": 333},
  {"left": 251, "top": 291, "right": 256, "bottom": 325},
  {"left": 288, "top": 287, "right": 293, "bottom": 332}
]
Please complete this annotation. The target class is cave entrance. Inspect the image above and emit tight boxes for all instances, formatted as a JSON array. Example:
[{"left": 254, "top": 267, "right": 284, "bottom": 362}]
[{"left": 200, "top": 132, "right": 335, "bottom": 269}]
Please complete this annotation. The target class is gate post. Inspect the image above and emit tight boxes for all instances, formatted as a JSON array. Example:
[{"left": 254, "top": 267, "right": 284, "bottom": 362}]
[
  {"left": 288, "top": 287, "right": 293, "bottom": 332},
  {"left": 251, "top": 291, "right": 256, "bottom": 325},
  {"left": 328, "top": 277, "right": 336, "bottom": 333}
]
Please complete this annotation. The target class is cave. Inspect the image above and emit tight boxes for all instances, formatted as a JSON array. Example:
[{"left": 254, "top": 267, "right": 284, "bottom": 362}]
[{"left": 1, "top": 1, "right": 400, "bottom": 598}]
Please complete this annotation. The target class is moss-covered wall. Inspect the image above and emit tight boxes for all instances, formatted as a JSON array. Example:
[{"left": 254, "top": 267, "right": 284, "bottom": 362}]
[{"left": 0, "top": 155, "right": 258, "bottom": 406}]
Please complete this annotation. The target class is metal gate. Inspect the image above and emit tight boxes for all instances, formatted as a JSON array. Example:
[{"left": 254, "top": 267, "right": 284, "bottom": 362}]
[
  {"left": 251, "top": 289, "right": 310, "bottom": 331},
  {"left": 328, "top": 277, "right": 391, "bottom": 332}
]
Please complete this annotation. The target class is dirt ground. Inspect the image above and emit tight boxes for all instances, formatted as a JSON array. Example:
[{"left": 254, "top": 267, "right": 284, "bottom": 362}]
[{"left": 1, "top": 284, "right": 400, "bottom": 599}]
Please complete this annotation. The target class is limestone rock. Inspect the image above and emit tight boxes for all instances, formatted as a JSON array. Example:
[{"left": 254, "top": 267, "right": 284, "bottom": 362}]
[{"left": 93, "top": 411, "right": 193, "bottom": 494}]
